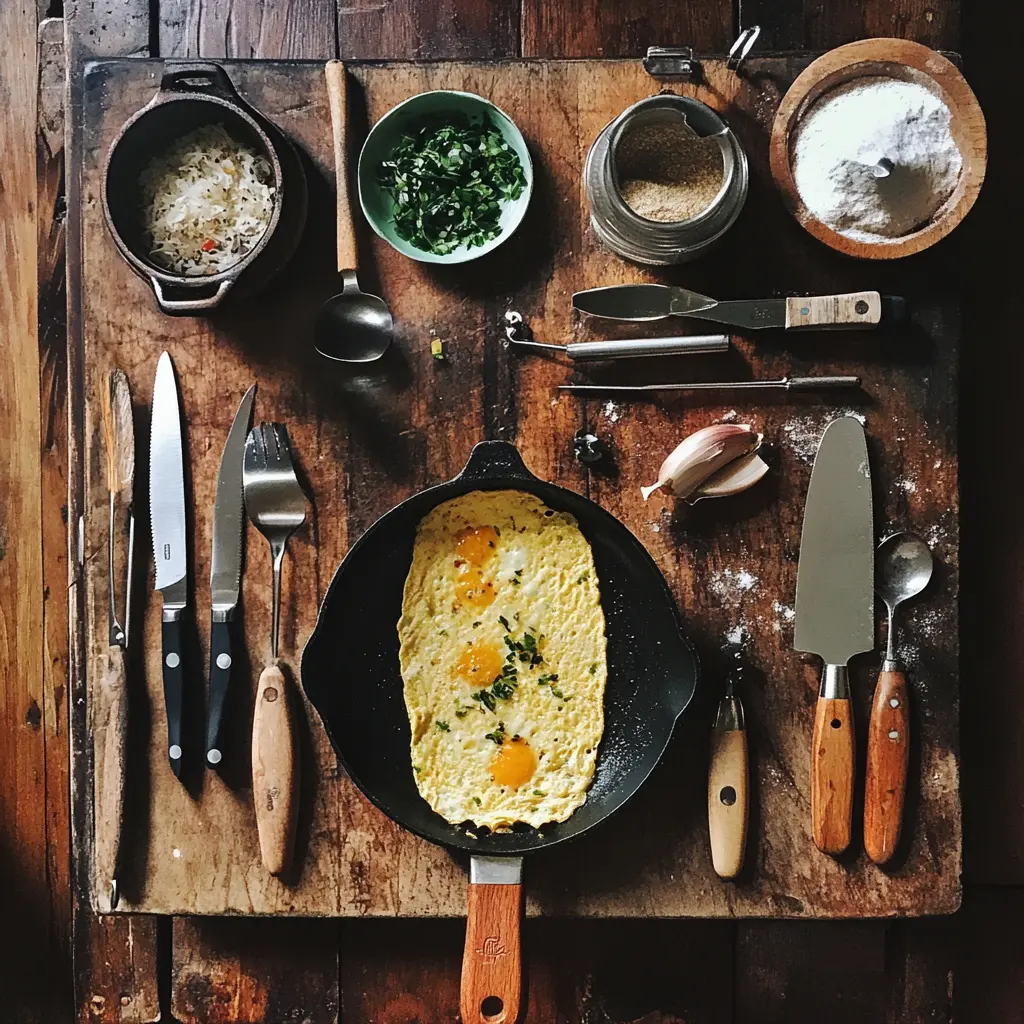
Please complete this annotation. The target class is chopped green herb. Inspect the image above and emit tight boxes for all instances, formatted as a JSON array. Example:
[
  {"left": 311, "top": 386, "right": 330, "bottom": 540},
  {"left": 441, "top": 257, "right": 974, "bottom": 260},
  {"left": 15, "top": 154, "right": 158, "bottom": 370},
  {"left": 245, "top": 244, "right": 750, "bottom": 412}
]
[
  {"left": 376, "top": 115, "right": 527, "bottom": 256},
  {"left": 537, "top": 673, "right": 559, "bottom": 686},
  {"left": 589, "top": 663, "right": 597, "bottom": 674},
  {"left": 436, "top": 720, "right": 450, "bottom": 732},
  {"left": 474, "top": 796, "right": 482, "bottom": 806},
  {"left": 550, "top": 687, "right": 565, "bottom": 699},
  {"left": 510, "top": 577, "right": 521, "bottom": 585},
  {"left": 498, "top": 615, "right": 511, "bottom": 632},
  {"left": 455, "top": 706, "right": 470, "bottom": 719},
  {"left": 472, "top": 689, "right": 497, "bottom": 713},
  {"left": 438, "top": 629, "right": 449, "bottom": 637},
  {"left": 522, "top": 633, "right": 537, "bottom": 650},
  {"left": 493, "top": 525, "right": 501, "bottom": 536},
  {"left": 514, "top": 568, "right": 524, "bottom": 577},
  {"left": 532, "top": 790, "right": 546, "bottom": 797},
  {"left": 472, "top": 620, "right": 481, "bottom": 628},
  {"left": 576, "top": 571, "right": 590, "bottom": 584},
  {"left": 412, "top": 765, "right": 421, "bottom": 773},
  {"left": 484, "top": 722, "right": 506, "bottom": 746},
  {"left": 491, "top": 679, "right": 516, "bottom": 701}
]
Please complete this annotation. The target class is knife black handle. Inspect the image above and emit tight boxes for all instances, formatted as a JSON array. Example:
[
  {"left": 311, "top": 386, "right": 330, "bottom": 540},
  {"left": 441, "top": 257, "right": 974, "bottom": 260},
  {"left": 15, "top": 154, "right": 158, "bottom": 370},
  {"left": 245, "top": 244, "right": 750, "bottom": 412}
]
[
  {"left": 206, "top": 617, "right": 233, "bottom": 769},
  {"left": 162, "top": 616, "right": 185, "bottom": 779}
]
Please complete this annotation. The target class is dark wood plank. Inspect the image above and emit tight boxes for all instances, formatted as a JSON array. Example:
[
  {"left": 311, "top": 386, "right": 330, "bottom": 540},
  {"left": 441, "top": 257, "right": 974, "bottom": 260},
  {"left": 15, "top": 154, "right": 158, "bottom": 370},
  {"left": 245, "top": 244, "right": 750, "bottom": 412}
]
[
  {"left": 955, "top": 887, "right": 1024, "bottom": 1022},
  {"left": 171, "top": 918, "right": 340, "bottom": 1023},
  {"left": 74, "top": 915, "right": 162, "bottom": 1023},
  {"left": 737, "top": 0, "right": 959, "bottom": 51},
  {"left": 157, "top": 0, "right": 520, "bottom": 60},
  {"left": 522, "top": 0, "right": 732, "bottom": 58},
  {"left": 341, "top": 918, "right": 734, "bottom": 1023},
  {"left": 958, "top": 0, "right": 1024, "bottom": 888}
]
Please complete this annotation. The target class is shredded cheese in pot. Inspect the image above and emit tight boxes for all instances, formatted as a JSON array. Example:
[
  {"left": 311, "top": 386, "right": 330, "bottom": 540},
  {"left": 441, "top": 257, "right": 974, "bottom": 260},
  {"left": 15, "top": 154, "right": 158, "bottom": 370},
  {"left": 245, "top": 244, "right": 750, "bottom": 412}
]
[{"left": 139, "top": 123, "right": 276, "bottom": 276}]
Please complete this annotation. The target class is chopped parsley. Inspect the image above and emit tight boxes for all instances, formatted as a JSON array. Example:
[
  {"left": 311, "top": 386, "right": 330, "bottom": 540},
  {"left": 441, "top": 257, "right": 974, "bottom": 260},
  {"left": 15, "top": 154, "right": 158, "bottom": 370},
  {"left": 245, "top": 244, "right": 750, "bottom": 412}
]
[
  {"left": 455, "top": 706, "right": 471, "bottom": 719},
  {"left": 550, "top": 686, "right": 566, "bottom": 699},
  {"left": 491, "top": 679, "right": 516, "bottom": 701},
  {"left": 474, "top": 796, "right": 482, "bottom": 806},
  {"left": 436, "top": 720, "right": 450, "bottom": 732},
  {"left": 438, "top": 629, "right": 449, "bottom": 637},
  {"left": 499, "top": 615, "right": 511, "bottom": 632},
  {"left": 472, "top": 620, "right": 481, "bottom": 628},
  {"left": 589, "top": 663, "right": 597, "bottom": 674},
  {"left": 532, "top": 790, "right": 546, "bottom": 797},
  {"left": 576, "top": 572, "right": 590, "bottom": 584},
  {"left": 376, "top": 116, "right": 527, "bottom": 256},
  {"left": 472, "top": 689, "right": 497, "bottom": 713},
  {"left": 484, "top": 722, "right": 507, "bottom": 745}
]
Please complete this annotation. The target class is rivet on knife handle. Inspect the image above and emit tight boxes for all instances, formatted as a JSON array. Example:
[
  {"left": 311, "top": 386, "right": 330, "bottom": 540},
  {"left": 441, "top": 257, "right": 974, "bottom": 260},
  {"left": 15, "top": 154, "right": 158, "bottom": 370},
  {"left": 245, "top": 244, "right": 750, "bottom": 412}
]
[
  {"left": 863, "top": 663, "right": 909, "bottom": 864},
  {"left": 811, "top": 666, "right": 855, "bottom": 855}
]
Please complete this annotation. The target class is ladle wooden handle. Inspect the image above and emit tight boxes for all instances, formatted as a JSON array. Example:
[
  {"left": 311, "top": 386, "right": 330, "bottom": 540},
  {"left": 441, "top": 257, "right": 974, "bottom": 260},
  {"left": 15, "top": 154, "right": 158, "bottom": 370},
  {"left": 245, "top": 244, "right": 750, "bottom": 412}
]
[
  {"left": 252, "top": 662, "right": 298, "bottom": 876},
  {"left": 864, "top": 665, "right": 910, "bottom": 865},
  {"left": 461, "top": 881, "right": 522, "bottom": 1024},
  {"left": 325, "top": 60, "right": 358, "bottom": 275}
]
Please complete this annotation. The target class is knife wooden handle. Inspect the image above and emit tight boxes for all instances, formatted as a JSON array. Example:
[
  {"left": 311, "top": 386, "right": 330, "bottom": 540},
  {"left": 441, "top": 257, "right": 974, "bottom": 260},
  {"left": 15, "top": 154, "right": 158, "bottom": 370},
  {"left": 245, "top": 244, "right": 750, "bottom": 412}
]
[
  {"left": 811, "top": 696, "right": 855, "bottom": 854},
  {"left": 324, "top": 60, "right": 357, "bottom": 275},
  {"left": 252, "top": 662, "right": 298, "bottom": 876},
  {"left": 94, "top": 645, "right": 129, "bottom": 909},
  {"left": 785, "top": 291, "right": 882, "bottom": 329},
  {"left": 708, "top": 728, "right": 748, "bottom": 879},
  {"left": 161, "top": 617, "right": 185, "bottom": 780},
  {"left": 461, "top": 882, "right": 522, "bottom": 1024},
  {"left": 864, "top": 666, "right": 909, "bottom": 865}
]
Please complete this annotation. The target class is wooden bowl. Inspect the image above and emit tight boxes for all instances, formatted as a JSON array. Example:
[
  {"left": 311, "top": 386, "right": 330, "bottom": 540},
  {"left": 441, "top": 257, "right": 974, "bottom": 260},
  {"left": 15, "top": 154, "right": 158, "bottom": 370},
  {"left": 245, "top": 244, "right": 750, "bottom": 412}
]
[{"left": 769, "top": 38, "right": 987, "bottom": 259}]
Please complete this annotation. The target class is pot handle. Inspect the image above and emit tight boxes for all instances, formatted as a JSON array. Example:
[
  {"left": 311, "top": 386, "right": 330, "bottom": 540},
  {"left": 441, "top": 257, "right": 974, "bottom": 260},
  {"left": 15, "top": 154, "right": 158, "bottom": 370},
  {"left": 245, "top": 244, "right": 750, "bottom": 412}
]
[
  {"left": 458, "top": 441, "right": 536, "bottom": 483},
  {"left": 158, "top": 61, "right": 240, "bottom": 102},
  {"left": 152, "top": 278, "right": 233, "bottom": 314},
  {"left": 460, "top": 858, "right": 522, "bottom": 1024}
]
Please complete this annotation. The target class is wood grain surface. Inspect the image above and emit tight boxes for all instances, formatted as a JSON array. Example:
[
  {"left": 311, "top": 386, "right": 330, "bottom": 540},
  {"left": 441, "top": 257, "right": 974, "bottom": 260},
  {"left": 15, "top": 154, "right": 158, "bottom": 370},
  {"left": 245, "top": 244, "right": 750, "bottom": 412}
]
[
  {"left": 0, "top": 0, "right": 1019, "bottom": 1018},
  {"left": 72, "top": 56, "right": 960, "bottom": 919}
]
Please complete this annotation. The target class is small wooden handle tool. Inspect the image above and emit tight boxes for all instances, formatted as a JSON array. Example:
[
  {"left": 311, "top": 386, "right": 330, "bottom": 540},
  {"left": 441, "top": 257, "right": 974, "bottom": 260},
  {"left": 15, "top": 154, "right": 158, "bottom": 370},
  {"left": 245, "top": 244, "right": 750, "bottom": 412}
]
[
  {"left": 252, "top": 663, "right": 298, "bottom": 875},
  {"left": 324, "top": 60, "right": 358, "bottom": 274},
  {"left": 784, "top": 291, "right": 882, "bottom": 328},
  {"left": 708, "top": 677, "right": 748, "bottom": 879},
  {"left": 863, "top": 662, "right": 909, "bottom": 864},
  {"left": 461, "top": 858, "right": 523, "bottom": 1024},
  {"left": 811, "top": 675, "right": 856, "bottom": 855}
]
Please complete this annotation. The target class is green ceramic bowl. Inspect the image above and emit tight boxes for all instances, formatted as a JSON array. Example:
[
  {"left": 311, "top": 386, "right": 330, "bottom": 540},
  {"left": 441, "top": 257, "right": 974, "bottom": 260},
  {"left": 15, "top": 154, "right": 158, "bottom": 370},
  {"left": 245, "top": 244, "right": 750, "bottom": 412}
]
[{"left": 357, "top": 90, "right": 533, "bottom": 265}]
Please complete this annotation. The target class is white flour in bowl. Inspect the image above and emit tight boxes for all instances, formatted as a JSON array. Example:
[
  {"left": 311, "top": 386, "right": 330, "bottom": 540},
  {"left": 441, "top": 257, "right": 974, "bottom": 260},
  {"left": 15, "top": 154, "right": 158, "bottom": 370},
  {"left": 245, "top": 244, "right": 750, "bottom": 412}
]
[{"left": 791, "top": 76, "right": 962, "bottom": 242}]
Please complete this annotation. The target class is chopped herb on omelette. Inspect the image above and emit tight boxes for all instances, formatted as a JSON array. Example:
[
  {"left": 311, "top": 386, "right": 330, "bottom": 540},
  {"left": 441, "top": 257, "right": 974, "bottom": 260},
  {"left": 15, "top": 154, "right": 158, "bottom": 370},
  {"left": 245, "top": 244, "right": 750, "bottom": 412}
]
[{"left": 397, "top": 490, "right": 607, "bottom": 829}]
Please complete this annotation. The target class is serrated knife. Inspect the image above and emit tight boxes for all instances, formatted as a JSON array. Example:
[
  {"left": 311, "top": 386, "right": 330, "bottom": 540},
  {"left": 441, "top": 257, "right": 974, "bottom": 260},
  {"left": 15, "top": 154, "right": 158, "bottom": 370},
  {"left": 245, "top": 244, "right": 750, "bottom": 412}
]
[
  {"left": 794, "top": 416, "right": 875, "bottom": 855},
  {"left": 206, "top": 385, "right": 256, "bottom": 769},
  {"left": 150, "top": 351, "right": 188, "bottom": 779},
  {"left": 573, "top": 284, "right": 887, "bottom": 330}
]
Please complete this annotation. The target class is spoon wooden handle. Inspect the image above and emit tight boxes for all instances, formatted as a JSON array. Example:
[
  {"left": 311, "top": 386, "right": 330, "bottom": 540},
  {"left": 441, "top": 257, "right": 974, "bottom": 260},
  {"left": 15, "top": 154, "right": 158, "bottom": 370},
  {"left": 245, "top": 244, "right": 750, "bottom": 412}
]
[
  {"left": 325, "top": 60, "right": 358, "bottom": 275},
  {"left": 864, "top": 664, "right": 909, "bottom": 864},
  {"left": 252, "top": 662, "right": 298, "bottom": 876}
]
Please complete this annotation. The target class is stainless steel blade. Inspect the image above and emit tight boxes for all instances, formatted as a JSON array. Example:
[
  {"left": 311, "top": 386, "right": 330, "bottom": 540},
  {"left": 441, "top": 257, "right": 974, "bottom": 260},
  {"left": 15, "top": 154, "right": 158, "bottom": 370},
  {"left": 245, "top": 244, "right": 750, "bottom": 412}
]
[
  {"left": 572, "top": 284, "right": 716, "bottom": 322},
  {"left": 793, "top": 416, "right": 874, "bottom": 665},
  {"left": 210, "top": 385, "right": 256, "bottom": 614},
  {"left": 684, "top": 297, "right": 786, "bottom": 330},
  {"left": 149, "top": 352, "right": 187, "bottom": 602}
]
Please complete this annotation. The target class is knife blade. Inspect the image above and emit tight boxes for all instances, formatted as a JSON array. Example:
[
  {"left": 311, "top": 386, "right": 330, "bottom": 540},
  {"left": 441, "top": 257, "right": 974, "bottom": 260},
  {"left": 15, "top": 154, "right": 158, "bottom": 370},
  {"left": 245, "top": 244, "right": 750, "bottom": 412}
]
[
  {"left": 150, "top": 351, "right": 188, "bottom": 779},
  {"left": 206, "top": 384, "right": 256, "bottom": 769},
  {"left": 573, "top": 285, "right": 884, "bottom": 330},
  {"left": 794, "top": 416, "right": 875, "bottom": 854}
]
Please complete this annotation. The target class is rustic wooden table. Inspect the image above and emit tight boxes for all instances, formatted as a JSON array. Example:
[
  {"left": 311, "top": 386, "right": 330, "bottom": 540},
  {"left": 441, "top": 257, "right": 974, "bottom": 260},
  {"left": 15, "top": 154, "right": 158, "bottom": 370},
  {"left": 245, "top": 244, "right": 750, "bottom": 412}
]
[{"left": 2, "top": 0, "right": 1022, "bottom": 1021}]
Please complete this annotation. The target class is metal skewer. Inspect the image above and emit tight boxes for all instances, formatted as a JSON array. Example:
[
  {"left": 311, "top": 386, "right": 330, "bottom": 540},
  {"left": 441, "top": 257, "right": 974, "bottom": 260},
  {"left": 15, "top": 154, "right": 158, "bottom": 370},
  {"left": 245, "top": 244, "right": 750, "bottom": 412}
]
[{"left": 560, "top": 375, "right": 861, "bottom": 394}]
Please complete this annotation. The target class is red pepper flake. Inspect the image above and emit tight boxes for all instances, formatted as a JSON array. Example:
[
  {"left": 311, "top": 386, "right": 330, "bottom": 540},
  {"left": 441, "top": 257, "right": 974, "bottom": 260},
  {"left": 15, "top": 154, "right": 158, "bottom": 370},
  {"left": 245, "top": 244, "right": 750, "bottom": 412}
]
[{"left": 201, "top": 239, "right": 216, "bottom": 252}]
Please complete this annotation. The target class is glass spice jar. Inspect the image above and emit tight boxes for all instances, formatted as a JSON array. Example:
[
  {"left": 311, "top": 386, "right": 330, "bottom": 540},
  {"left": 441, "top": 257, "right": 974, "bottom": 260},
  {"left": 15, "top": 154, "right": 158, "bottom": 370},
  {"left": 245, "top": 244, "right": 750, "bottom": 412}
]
[{"left": 584, "top": 94, "right": 748, "bottom": 264}]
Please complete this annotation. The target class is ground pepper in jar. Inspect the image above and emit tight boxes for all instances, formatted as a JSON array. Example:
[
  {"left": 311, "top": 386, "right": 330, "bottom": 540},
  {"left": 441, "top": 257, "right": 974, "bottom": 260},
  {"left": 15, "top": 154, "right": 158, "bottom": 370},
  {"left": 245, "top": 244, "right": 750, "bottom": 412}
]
[{"left": 615, "top": 119, "right": 725, "bottom": 222}]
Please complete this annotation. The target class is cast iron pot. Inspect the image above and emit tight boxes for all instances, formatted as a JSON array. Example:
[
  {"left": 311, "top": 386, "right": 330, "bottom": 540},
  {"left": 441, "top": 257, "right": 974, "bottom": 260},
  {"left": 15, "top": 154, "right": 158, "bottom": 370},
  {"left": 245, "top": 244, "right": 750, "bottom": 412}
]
[{"left": 103, "top": 61, "right": 307, "bottom": 315}]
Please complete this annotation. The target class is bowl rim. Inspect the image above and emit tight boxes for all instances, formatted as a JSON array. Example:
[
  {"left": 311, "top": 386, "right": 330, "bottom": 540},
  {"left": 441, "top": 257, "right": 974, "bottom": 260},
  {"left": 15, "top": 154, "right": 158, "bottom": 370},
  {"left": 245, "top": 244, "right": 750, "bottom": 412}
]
[
  {"left": 768, "top": 38, "right": 987, "bottom": 260},
  {"left": 356, "top": 88, "right": 535, "bottom": 265}
]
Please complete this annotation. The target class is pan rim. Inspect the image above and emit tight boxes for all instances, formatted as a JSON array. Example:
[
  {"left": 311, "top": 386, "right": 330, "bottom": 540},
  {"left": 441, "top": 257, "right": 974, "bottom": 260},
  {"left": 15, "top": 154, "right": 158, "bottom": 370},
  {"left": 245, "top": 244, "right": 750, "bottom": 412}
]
[{"left": 300, "top": 441, "right": 699, "bottom": 857}]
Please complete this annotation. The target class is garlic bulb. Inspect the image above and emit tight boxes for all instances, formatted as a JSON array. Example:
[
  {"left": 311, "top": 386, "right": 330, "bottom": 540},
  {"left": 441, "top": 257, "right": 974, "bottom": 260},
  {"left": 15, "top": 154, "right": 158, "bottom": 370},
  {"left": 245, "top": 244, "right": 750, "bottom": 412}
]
[
  {"left": 641, "top": 424, "right": 763, "bottom": 503},
  {"left": 691, "top": 451, "right": 770, "bottom": 502}
]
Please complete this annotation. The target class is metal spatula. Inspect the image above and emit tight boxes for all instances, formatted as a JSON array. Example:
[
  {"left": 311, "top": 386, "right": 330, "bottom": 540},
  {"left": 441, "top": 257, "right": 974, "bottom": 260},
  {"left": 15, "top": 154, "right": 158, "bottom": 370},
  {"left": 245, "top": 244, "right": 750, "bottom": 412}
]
[{"left": 243, "top": 423, "right": 306, "bottom": 875}]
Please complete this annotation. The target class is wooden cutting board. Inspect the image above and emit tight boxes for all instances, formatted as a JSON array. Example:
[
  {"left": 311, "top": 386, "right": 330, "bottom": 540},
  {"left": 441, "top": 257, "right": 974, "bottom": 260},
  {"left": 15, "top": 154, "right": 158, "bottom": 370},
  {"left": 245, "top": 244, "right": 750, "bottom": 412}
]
[{"left": 70, "top": 56, "right": 960, "bottom": 917}]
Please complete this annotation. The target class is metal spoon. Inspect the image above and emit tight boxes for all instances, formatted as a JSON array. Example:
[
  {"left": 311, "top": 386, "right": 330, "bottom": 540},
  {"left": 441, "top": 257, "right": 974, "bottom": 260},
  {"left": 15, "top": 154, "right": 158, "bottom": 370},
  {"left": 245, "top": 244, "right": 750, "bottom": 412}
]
[
  {"left": 314, "top": 60, "right": 393, "bottom": 364},
  {"left": 863, "top": 532, "right": 934, "bottom": 865}
]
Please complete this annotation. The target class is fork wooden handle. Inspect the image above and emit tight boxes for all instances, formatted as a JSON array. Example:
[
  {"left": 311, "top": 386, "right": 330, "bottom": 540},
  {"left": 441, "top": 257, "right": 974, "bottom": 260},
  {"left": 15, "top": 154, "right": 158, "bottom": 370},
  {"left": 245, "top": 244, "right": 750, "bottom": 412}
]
[{"left": 253, "top": 662, "right": 298, "bottom": 875}]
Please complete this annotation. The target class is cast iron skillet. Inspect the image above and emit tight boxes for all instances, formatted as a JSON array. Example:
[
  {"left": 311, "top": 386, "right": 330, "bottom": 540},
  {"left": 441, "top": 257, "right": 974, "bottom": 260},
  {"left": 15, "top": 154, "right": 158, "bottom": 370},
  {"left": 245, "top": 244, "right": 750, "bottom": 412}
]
[{"left": 301, "top": 440, "right": 698, "bottom": 1024}]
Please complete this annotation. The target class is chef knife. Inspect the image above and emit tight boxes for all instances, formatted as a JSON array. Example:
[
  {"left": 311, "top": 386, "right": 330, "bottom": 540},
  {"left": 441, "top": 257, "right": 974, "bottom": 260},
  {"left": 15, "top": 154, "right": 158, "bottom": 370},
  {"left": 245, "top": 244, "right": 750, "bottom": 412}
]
[
  {"left": 206, "top": 384, "right": 256, "bottom": 769},
  {"left": 793, "top": 416, "right": 875, "bottom": 855},
  {"left": 150, "top": 351, "right": 189, "bottom": 779},
  {"left": 573, "top": 285, "right": 888, "bottom": 330}
]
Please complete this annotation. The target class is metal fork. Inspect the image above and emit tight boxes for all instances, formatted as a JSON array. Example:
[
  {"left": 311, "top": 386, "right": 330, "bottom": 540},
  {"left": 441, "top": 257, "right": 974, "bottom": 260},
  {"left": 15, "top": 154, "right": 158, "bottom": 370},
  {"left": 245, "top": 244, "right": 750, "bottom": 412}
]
[{"left": 243, "top": 423, "right": 307, "bottom": 658}]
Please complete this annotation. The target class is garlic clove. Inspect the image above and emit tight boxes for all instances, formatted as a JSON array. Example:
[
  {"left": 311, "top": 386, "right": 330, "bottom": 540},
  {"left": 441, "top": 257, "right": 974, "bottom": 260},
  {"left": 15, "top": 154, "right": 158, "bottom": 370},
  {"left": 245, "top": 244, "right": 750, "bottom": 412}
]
[
  {"left": 641, "top": 424, "right": 760, "bottom": 502},
  {"left": 690, "top": 451, "right": 769, "bottom": 503}
]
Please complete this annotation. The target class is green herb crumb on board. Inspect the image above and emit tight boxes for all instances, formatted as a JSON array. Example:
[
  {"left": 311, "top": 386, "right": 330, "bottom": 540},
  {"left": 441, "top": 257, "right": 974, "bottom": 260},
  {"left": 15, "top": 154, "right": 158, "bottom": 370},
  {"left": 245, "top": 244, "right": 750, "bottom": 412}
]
[{"left": 377, "top": 115, "right": 526, "bottom": 256}]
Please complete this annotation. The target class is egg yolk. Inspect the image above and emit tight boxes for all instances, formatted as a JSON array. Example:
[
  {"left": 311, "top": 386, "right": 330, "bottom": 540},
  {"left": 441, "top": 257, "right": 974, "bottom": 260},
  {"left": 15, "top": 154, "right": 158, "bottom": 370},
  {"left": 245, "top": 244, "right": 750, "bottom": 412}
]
[
  {"left": 455, "top": 642, "right": 504, "bottom": 683},
  {"left": 489, "top": 738, "right": 537, "bottom": 789},
  {"left": 455, "top": 525, "right": 499, "bottom": 566},
  {"left": 454, "top": 569, "right": 496, "bottom": 609}
]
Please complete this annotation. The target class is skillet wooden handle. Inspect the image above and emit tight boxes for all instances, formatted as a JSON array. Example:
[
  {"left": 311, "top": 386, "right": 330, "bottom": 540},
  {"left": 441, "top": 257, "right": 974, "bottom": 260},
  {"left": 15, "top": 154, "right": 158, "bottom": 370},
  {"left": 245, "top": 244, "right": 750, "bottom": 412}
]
[
  {"left": 461, "top": 883, "right": 522, "bottom": 1024},
  {"left": 864, "top": 667, "right": 910, "bottom": 865},
  {"left": 811, "top": 696, "right": 855, "bottom": 855},
  {"left": 324, "top": 60, "right": 358, "bottom": 275},
  {"left": 708, "top": 728, "right": 748, "bottom": 879},
  {"left": 252, "top": 663, "right": 298, "bottom": 876},
  {"left": 94, "top": 645, "right": 129, "bottom": 910},
  {"left": 784, "top": 291, "right": 882, "bottom": 329}
]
